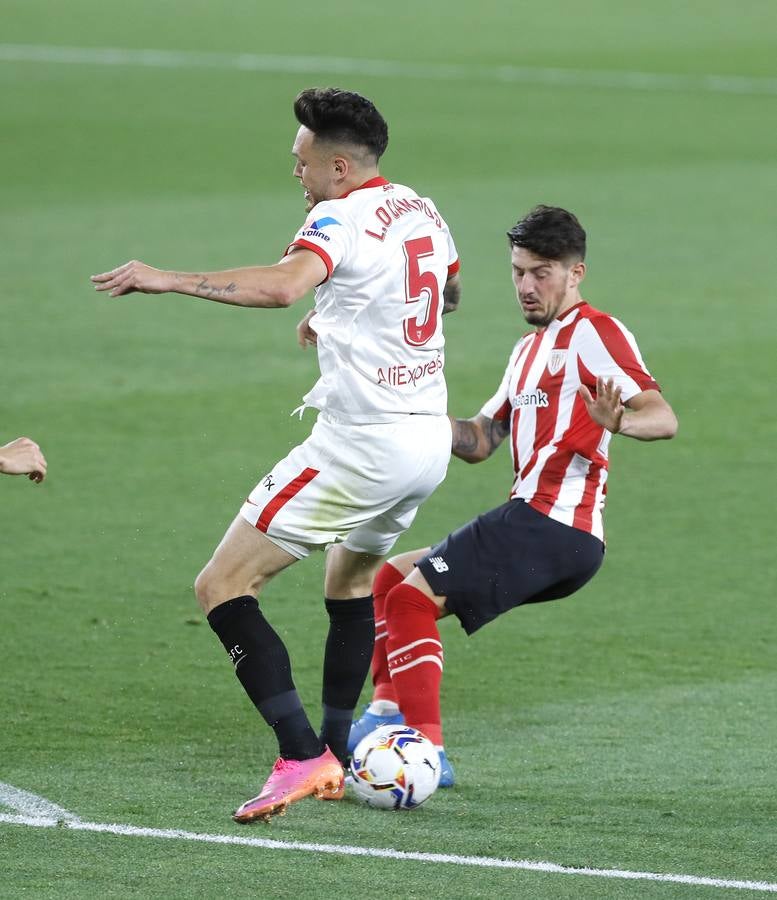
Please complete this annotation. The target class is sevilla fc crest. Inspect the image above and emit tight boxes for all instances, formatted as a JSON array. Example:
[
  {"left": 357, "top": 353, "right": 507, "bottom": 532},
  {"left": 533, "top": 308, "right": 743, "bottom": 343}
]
[{"left": 548, "top": 349, "right": 567, "bottom": 376}]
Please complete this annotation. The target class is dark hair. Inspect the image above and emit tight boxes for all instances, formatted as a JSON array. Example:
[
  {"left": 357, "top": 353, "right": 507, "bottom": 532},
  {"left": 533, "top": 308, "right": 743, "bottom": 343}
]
[
  {"left": 293, "top": 88, "right": 389, "bottom": 161},
  {"left": 507, "top": 205, "right": 586, "bottom": 262}
]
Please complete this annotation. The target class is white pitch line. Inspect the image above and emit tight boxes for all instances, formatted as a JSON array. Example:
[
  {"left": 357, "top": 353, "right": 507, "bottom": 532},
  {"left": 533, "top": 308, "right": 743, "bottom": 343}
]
[
  {"left": 0, "top": 781, "right": 80, "bottom": 823},
  {"left": 1, "top": 811, "right": 775, "bottom": 893},
  {"left": 1, "top": 43, "right": 777, "bottom": 97}
]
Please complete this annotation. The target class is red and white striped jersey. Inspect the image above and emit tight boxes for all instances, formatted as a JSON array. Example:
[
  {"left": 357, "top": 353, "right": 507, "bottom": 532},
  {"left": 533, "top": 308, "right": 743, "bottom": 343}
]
[{"left": 480, "top": 301, "right": 659, "bottom": 541}]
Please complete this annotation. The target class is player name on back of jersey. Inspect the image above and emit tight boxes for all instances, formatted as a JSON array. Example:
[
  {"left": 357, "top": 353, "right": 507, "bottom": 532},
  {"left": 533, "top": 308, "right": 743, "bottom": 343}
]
[{"left": 365, "top": 191, "right": 444, "bottom": 242}]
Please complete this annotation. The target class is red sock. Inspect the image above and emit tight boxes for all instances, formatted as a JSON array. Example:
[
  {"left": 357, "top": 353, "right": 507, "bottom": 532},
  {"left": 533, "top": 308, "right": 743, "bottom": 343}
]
[
  {"left": 371, "top": 562, "right": 404, "bottom": 703},
  {"left": 385, "top": 583, "right": 444, "bottom": 746}
]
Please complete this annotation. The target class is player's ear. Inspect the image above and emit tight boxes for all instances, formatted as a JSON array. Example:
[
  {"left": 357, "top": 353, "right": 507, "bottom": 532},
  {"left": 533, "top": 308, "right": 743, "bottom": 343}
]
[
  {"left": 332, "top": 155, "right": 349, "bottom": 179},
  {"left": 569, "top": 261, "right": 586, "bottom": 287}
]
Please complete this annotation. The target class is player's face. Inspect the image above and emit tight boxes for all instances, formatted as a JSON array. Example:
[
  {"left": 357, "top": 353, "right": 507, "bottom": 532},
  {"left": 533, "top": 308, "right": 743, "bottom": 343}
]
[
  {"left": 291, "top": 126, "right": 338, "bottom": 212},
  {"left": 510, "top": 246, "right": 584, "bottom": 327}
]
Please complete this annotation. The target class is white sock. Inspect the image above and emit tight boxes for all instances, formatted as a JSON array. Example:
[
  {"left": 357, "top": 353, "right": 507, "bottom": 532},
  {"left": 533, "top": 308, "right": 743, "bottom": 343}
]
[{"left": 367, "top": 700, "right": 400, "bottom": 716}]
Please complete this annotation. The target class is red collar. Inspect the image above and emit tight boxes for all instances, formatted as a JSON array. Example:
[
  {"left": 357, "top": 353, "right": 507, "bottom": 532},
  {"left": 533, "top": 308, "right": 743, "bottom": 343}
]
[
  {"left": 556, "top": 300, "right": 587, "bottom": 323},
  {"left": 534, "top": 301, "right": 587, "bottom": 334},
  {"left": 338, "top": 176, "right": 390, "bottom": 199}
]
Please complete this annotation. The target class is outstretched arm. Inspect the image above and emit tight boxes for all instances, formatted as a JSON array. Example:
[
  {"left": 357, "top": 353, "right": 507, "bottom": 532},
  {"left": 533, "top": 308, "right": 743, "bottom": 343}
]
[
  {"left": 91, "top": 248, "right": 327, "bottom": 309},
  {"left": 579, "top": 377, "right": 678, "bottom": 441},
  {"left": 0, "top": 437, "right": 47, "bottom": 482},
  {"left": 450, "top": 412, "right": 510, "bottom": 463}
]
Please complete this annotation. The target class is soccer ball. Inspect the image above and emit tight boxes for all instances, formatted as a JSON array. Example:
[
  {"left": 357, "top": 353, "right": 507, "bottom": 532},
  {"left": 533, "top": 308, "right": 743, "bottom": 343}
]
[{"left": 350, "top": 725, "right": 441, "bottom": 810}]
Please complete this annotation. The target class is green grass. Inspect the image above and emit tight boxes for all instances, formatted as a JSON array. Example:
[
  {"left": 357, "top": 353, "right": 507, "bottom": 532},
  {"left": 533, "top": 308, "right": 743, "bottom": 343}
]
[{"left": 2, "top": 2, "right": 777, "bottom": 897}]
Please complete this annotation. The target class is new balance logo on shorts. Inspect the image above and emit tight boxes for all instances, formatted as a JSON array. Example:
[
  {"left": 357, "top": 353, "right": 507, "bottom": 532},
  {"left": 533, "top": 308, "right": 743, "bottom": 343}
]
[{"left": 429, "top": 556, "right": 449, "bottom": 573}]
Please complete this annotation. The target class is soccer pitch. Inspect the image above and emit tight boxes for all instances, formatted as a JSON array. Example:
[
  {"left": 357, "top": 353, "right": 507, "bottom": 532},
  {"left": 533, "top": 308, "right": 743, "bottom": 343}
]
[{"left": 2, "top": 2, "right": 776, "bottom": 896}]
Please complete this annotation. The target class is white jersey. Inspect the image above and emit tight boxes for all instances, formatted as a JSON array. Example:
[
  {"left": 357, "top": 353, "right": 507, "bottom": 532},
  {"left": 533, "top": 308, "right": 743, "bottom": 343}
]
[{"left": 285, "top": 177, "right": 460, "bottom": 423}]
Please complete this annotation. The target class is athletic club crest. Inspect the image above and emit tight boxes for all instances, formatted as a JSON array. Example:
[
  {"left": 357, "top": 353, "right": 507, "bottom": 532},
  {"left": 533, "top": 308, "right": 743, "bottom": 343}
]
[{"left": 548, "top": 349, "right": 567, "bottom": 376}]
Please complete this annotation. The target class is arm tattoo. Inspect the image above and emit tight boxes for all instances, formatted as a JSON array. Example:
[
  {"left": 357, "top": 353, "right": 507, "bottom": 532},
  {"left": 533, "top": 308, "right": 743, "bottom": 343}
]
[
  {"left": 451, "top": 418, "right": 481, "bottom": 456},
  {"left": 442, "top": 277, "right": 461, "bottom": 315},
  {"left": 488, "top": 416, "right": 511, "bottom": 453},
  {"left": 196, "top": 277, "right": 237, "bottom": 299},
  {"left": 451, "top": 414, "right": 510, "bottom": 460}
]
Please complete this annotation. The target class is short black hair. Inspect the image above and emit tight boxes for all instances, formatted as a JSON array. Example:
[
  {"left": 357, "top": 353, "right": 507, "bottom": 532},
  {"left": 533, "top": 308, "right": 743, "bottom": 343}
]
[
  {"left": 507, "top": 205, "right": 586, "bottom": 262},
  {"left": 293, "top": 88, "right": 389, "bottom": 161}
]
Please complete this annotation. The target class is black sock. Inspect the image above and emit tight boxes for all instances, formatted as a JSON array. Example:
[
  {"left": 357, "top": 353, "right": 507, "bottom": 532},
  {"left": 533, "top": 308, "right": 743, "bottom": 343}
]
[
  {"left": 320, "top": 596, "right": 375, "bottom": 763},
  {"left": 207, "top": 595, "right": 322, "bottom": 761}
]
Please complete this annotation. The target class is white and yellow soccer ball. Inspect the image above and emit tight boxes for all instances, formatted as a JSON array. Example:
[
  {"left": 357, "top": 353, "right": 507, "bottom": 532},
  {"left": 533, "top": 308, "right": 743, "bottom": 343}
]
[{"left": 350, "top": 725, "right": 441, "bottom": 810}]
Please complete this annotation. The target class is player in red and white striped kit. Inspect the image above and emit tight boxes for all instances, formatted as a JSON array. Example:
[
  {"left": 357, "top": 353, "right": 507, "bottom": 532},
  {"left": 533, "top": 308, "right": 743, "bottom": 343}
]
[{"left": 350, "top": 205, "right": 678, "bottom": 784}]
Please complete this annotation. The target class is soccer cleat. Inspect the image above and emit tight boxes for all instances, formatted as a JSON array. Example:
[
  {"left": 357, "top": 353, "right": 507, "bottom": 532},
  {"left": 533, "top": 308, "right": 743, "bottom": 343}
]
[
  {"left": 347, "top": 705, "right": 405, "bottom": 755},
  {"left": 232, "top": 746, "right": 345, "bottom": 823},
  {"left": 437, "top": 749, "right": 455, "bottom": 788}
]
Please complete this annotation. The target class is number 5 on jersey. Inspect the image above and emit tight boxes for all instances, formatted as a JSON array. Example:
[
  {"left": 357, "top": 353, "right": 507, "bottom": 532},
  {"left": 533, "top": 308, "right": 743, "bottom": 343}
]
[{"left": 403, "top": 236, "right": 440, "bottom": 347}]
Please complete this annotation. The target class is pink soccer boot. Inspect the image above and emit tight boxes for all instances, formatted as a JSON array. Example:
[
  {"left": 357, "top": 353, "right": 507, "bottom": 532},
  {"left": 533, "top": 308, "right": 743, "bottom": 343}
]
[{"left": 233, "top": 747, "right": 345, "bottom": 823}]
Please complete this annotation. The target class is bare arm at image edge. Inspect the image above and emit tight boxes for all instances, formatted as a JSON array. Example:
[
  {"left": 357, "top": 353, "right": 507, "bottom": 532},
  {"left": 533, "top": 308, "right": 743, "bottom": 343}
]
[{"left": 0, "top": 437, "right": 47, "bottom": 483}]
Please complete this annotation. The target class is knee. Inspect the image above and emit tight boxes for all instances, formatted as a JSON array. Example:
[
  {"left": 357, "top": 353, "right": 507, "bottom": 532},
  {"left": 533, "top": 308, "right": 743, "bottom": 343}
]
[
  {"left": 194, "top": 562, "right": 266, "bottom": 614},
  {"left": 383, "top": 582, "right": 407, "bottom": 619},
  {"left": 194, "top": 565, "right": 223, "bottom": 614},
  {"left": 385, "top": 581, "right": 441, "bottom": 621}
]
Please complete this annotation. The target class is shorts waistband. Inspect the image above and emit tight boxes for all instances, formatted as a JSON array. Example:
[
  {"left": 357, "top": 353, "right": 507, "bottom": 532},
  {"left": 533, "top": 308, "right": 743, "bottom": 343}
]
[{"left": 318, "top": 410, "right": 443, "bottom": 426}]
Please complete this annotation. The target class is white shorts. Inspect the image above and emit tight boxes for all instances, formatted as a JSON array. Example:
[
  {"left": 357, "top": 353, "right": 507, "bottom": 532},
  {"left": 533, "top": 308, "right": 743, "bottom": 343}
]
[{"left": 239, "top": 412, "right": 451, "bottom": 558}]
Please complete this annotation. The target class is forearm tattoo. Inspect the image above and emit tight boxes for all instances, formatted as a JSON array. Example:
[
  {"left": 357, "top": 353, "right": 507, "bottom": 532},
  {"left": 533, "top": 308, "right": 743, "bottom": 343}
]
[
  {"left": 196, "top": 277, "right": 238, "bottom": 299},
  {"left": 451, "top": 415, "right": 510, "bottom": 459},
  {"left": 442, "top": 278, "right": 461, "bottom": 314},
  {"left": 488, "top": 416, "right": 510, "bottom": 452},
  {"left": 451, "top": 418, "right": 480, "bottom": 455}
]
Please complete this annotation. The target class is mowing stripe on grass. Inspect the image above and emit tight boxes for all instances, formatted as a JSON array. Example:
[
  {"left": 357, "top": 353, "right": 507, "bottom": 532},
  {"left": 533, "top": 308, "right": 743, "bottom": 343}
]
[
  {"left": 1, "top": 811, "right": 775, "bottom": 893},
  {"left": 1, "top": 43, "right": 777, "bottom": 97}
]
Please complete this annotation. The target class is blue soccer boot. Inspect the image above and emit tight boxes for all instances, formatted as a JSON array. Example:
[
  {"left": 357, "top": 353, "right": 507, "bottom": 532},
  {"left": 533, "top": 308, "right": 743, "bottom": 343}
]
[
  {"left": 347, "top": 704, "right": 405, "bottom": 755},
  {"left": 437, "top": 748, "right": 456, "bottom": 788}
]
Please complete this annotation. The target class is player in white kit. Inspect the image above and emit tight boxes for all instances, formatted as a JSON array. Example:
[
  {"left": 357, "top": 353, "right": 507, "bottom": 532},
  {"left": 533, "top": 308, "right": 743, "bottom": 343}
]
[{"left": 92, "top": 88, "right": 461, "bottom": 821}]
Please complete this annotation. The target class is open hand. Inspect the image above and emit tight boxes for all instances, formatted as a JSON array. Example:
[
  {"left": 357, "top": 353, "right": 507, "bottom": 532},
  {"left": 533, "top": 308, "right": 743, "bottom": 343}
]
[
  {"left": 91, "top": 260, "right": 171, "bottom": 297},
  {"left": 578, "top": 376, "right": 625, "bottom": 434}
]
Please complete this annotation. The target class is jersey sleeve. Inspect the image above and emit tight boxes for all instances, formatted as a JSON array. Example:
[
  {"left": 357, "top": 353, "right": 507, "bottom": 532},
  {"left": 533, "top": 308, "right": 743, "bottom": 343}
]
[
  {"left": 446, "top": 229, "right": 460, "bottom": 278},
  {"left": 577, "top": 315, "right": 660, "bottom": 402},
  {"left": 284, "top": 201, "right": 353, "bottom": 281},
  {"left": 479, "top": 340, "right": 523, "bottom": 421}
]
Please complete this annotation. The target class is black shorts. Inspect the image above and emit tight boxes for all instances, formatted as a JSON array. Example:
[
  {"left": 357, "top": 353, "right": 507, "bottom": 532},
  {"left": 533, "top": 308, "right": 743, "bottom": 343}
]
[{"left": 415, "top": 499, "right": 605, "bottom": 635}]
